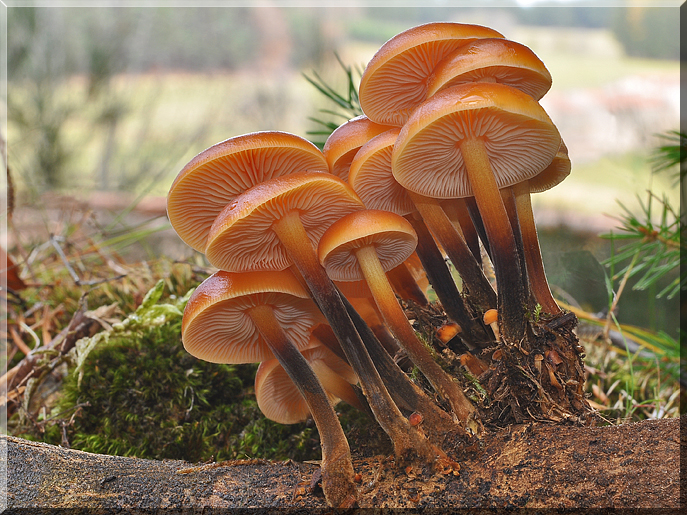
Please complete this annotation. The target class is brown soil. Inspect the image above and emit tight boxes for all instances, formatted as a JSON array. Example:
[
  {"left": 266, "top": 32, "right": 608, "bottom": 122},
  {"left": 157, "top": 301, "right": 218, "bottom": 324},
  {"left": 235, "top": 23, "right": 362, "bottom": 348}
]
[{"left": 6, "top": 416, "right": 681, "bottom": 511}]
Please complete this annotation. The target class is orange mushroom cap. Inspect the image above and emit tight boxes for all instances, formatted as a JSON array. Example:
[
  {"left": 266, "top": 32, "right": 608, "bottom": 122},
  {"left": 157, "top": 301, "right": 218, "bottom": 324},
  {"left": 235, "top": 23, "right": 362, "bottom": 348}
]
[
  {"left": 483, "top": 308, "right": 498, "bottom": 326},
  {"left": 181, "top": 269, "right": 324, "bottom": 364},
  {"left": 359, "top": 22, "right": 504, "bottom": 126},
  {"left": 348, "top": 128, "right": 415, "bottom": 216},
  {"left": 392, "top": 82, "right": 561, "bottom": 199},
  {"left": 318, "top": 210, "right": 417, "bottom": 282},
  {"left": 426, "top": 38, "right": 552, "bottom": 100},
  {"left": 167, "top": 131, "right": 327, "bottom": 252},
  {"left": 255, "top": 338, "right": 358, "bottom": 424},
  {"left": 526, "top": 140, "right": 571, "bottom": 194},
  {"left": 436, "top": 322, "right": 462, "bottom": 344},
  {"left": 322, "top": 115, "right": 394, "bottom": 181},
  {"left": 254, "top": 358, "right": 312, "bottom": 424},
  {"left": 205, "top": 171, "right": 365, "bottom": 272}
]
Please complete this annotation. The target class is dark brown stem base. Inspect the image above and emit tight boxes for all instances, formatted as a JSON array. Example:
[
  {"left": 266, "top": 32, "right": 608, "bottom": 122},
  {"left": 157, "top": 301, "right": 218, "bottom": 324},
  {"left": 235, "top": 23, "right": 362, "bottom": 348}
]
[
  {"left": 337, "top": 290, "right": 462, "bottom": 440},
  {"left": 479, "top": 310, "right": 591, "bottom": 426},
  {"left": 501, "top": 187, "right": 532, "bottom": 311},
  {"left": 442, "top": 198, "right": 482, "bottom": 264},
  {"left": 406, "top": 215, "right": 490, "bottom": 348},
  {"left": 248, "top": 305, "right": 357, "bottom": 508},
  {"left": 272, "top": 212, "right": 442, "bottom": 467},
  {"left": 409, "top": 192, "right": 497, "bottom": 312}
]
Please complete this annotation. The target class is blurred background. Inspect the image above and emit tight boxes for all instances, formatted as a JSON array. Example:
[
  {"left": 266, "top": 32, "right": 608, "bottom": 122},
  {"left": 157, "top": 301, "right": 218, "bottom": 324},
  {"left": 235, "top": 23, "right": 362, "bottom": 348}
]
[{"left": 2, "top": 1, "right": 681, "bottom": 335}]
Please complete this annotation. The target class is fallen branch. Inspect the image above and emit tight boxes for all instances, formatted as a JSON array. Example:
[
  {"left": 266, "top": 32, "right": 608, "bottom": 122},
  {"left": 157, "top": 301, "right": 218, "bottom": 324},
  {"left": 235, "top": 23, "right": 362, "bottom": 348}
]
[{"left": 4, "top": 417, "right": 681, "bottom": 510}]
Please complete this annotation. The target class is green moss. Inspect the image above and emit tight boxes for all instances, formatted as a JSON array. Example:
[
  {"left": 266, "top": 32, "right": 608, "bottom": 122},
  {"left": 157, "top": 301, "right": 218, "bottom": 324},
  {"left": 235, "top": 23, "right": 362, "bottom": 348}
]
[
  {"left": 19, "top": 284, "right": 322, "bottom": 464},
  {"left": 13, "top": 278, "right": 390, "bottom": 461}
]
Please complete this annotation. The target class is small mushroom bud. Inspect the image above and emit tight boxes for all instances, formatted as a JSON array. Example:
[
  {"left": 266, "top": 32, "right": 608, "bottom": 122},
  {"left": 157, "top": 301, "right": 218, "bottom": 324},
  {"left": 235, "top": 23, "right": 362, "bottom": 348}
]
[
  {"left": 436, "top": 322, "right": 462, "bottom": 344},
  {"left": 409, "top": 412, "right": 424, "bottom": 426},
  {"left": 483, "top": 308, "right": 500, "bottom": 342}
]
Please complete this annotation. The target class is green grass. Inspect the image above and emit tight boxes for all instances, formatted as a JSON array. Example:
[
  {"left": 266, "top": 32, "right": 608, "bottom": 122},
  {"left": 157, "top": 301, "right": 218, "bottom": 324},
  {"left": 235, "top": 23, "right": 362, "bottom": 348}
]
[
  {"left": 580, "top": 327, "right": 680, "bottom": 423},
  {"left": 511, "top": 26, "right": 679, "bottom": 89},
  {"left": 342, "top": 27, "right": 680, "bottom": 91},
  {"left": 8, "top": 72, "right": 320, "bottom": 198}
]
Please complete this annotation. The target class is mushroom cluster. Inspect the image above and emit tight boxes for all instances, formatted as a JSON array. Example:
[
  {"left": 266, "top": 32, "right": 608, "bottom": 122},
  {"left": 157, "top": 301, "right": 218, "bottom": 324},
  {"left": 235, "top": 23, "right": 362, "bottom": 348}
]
[{"left": 167, "top": 21, "right": 588, "bottom": 508}]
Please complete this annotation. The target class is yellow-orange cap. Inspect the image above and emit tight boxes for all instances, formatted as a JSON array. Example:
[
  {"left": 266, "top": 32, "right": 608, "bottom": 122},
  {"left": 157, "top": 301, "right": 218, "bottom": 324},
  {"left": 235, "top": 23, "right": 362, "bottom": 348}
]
[
  {"left": 182, "top": 269, "right": 323, "bottom": 364},
  {"left": 205, "top": 171, "right": 365, "bottom": 272},
  {"left": 318, "top": 210, "right": 417, "bottom": 282},
  {"left": 167, "top": 131, "right": 327, "bottom": 252},
  {"left": 359, "top": 22, "right": 504, "bottom": 126},
  {"left": 392, "top": 82, "right": 560, "bottom": 199}
]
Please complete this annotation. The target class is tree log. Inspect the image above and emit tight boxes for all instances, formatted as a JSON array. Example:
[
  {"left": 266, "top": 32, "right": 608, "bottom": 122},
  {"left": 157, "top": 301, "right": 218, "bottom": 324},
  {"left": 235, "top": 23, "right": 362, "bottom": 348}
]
[{"left": 3, "top": 416, "right": 682, "bottom": 511}]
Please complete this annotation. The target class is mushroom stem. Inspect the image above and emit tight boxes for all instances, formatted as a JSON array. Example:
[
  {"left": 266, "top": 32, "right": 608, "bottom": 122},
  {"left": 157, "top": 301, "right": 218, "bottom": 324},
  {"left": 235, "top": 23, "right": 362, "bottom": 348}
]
[
  {"left": 271, "top": 211, "right": 441, "bottom": 463},
  {"left": 310, "top": 360, "right": 365, "bottom": 411},
  {"left": 406, "top": 215, "right": 488, "bottom": 348},
  {"left": 500, "top": 187, "right": 532, "bottom": 309},
  {"left": 336, "top": 288, "right": 460, "bottom": 438},
  {"left": 442, "top": 198, "right": 482, "bottom": 264},
  {"left": 512, "top": 181, "right": 561, "bottom": 315},
  {"left": 408, "top": 190, "right": 497, "bottom": 312},
  {"left": 465, "top": 196, "right": 492, "bottom": 261},
  {"left": 310, "top": 323, "right": 348, "bottom": 363},
  {"left": 354, "top": 244, "right": 476, "bottom": 423},
  {"left": 247, "top": 304, "right": 357, "bottom": 508},
  {"left": 387, "top": 262, "right": 428, "bottom": 306},
  {"left": 459, "top": 136, "right": 527, "bottom": 343}
]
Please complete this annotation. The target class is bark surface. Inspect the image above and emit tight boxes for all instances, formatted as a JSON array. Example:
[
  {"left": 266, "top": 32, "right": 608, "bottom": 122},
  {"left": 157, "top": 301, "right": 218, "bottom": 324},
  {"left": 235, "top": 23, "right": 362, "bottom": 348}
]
[{"left": 5, "top": 416, "right": 682, "bottom": 511}]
